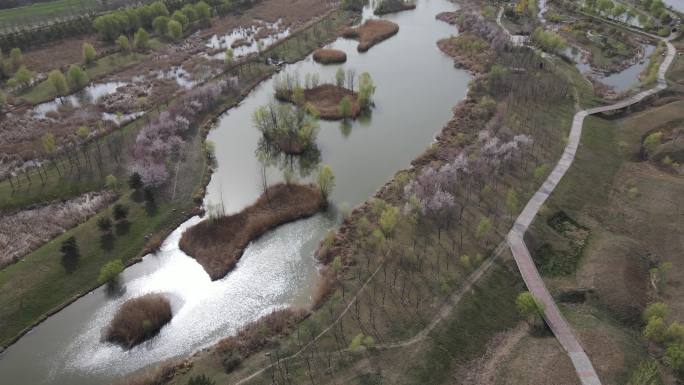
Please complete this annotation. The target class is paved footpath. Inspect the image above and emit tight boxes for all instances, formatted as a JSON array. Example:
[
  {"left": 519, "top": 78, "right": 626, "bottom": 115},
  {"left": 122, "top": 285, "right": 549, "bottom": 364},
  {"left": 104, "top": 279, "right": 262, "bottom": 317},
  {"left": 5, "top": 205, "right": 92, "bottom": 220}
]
[{"left": 506, "top": 27, "right": 677, "bottom": 385}]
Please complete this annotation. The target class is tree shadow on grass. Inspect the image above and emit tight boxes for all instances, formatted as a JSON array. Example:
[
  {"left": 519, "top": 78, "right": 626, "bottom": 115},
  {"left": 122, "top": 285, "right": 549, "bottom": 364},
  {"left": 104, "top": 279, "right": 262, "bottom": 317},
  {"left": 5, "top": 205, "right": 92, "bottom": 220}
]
[
  {"left": 145, "top": 200, "right": 158, "bottom": 216},
  {"left": 115, "top": 220, "right": 131, "bottom": 236},
  {"left": 100, "top": 233, "right": 115, "bottom": 251}
]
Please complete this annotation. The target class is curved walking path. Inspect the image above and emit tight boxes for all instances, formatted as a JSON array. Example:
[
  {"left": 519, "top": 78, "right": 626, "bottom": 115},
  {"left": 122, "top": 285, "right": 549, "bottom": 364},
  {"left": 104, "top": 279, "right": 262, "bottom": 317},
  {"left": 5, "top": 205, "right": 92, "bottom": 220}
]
[{"left": 506, "top": 23, "right": 677, "bottom": 385}]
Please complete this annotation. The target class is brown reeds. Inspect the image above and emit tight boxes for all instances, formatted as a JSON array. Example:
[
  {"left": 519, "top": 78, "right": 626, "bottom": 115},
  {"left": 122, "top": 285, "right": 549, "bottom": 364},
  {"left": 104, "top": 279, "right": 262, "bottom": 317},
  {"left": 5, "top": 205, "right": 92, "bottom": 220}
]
[
  {"left": 179, "top": 183, "right": 325, "bottom": 280},
  {"left": 105, "top": 294, "right": 172, "bottom": 349}
]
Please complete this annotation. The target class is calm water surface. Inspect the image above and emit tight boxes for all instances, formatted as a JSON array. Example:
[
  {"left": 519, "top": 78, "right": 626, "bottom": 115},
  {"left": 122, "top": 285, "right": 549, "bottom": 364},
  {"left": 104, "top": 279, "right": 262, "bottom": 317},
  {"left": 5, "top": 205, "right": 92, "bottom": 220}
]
[{"left": 0, "top": 1, "right": 470, "bottom": 384}]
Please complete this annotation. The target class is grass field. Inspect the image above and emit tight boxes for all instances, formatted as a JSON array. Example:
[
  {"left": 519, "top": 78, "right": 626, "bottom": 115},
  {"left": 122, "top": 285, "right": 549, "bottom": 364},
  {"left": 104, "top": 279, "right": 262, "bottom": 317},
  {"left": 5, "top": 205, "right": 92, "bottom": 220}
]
[{"left": 0, "top": 0, "right": 99, "bottom": 26}]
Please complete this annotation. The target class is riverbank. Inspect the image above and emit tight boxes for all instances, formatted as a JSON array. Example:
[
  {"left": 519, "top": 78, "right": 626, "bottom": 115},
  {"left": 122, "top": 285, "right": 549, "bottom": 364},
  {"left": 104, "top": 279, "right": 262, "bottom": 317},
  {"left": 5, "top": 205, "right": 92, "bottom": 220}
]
[
  {"left": 342, "top": 19, "right": 399, "bottom": 52},
  {"left": 179, "top": 183, "right": 326, "bottom": 280}
]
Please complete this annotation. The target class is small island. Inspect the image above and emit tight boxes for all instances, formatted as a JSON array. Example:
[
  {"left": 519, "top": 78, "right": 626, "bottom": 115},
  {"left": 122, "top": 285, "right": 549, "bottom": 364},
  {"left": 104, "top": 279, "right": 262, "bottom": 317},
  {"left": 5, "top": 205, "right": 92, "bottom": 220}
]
[
  {"left": 313, "top": 48, "right": 347, "bottom": 64},
  {"left": 342, "top": 19, "right": 399, "bottom": 52},
  {"left": 277, "top": 84, "right": 361, "bottom": 120},
  {"left": 374, "top": 0, "right": 416, "bottom": 16},
  {"left": 179, "top": 183, "right": 327, "bottom": 280},
  {"left": 105, "top": 294, "right": 172, "bottom": 349}
]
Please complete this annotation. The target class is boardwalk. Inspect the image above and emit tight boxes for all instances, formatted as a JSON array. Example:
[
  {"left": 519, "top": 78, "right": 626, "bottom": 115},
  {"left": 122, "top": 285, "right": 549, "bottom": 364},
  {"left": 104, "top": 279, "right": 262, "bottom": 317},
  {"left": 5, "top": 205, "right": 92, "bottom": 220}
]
[{"left": 506, "top": 29, "right": 676, "bottom": 385}]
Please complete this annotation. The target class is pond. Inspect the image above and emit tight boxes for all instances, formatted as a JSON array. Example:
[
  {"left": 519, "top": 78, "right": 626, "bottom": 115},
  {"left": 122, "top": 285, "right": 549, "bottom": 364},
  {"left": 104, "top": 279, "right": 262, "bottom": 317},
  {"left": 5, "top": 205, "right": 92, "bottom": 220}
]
[
  {"left": 33, "top": 81, "right": 127, "bottom": 118},
  {"left": 598, "top": 44, "right": 655, "bottom": 92},
  {"left": 0, "top": 1, "right": 471, "bottom": 384}
]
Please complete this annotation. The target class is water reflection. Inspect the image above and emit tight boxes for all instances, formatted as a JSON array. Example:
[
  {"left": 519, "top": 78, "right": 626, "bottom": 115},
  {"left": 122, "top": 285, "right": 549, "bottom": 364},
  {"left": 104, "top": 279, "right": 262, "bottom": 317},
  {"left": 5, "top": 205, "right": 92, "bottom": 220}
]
[
  {"left": 256, "top": 137, "right": 322, "bottom": 178},
  {"left": 34, "top": 81, "right": 126, "bottom": 118}
]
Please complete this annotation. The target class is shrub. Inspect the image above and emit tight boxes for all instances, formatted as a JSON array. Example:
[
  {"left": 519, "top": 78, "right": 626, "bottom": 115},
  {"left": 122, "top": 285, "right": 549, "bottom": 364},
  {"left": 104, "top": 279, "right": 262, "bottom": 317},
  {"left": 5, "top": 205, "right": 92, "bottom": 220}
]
[
  {"left": 98, "top": 259, "right": 124, "bottom": 284},
  {"left": 221, "top": 351, "right": 242, "bottom": 373},
  {"left": 97, "top": 217, "right": 113, "bottom": 232},
  {"left": 67, "top": 64, "right": 89, "bottom": 89},
  {"left": 134, "top": 28, "right": 151, "bottom": 51},
  {"left": 82, "top": 43, "right": 96, "bottom": 64},
  {"left": 113, "top": 204, "right": 129, "bottom": 221},
  {"left": 105, "top": 294, "right": 172, "bottom": 348},
  {"left": 643, "top": 302, "right": 669, "bottom": 322},
  {"left": 116, "top": 35, "right": 131, "bottom": 52},
  {"left": 167, "top": 19, "right": 183, "bottom": 40}
]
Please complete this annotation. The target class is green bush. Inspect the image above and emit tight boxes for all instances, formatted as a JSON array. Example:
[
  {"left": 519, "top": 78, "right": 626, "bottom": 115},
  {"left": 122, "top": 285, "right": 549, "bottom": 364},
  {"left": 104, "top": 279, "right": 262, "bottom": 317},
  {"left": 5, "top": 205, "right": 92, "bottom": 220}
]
[{"left": 98, "top": 259, "right": 124, "bottom": 284}]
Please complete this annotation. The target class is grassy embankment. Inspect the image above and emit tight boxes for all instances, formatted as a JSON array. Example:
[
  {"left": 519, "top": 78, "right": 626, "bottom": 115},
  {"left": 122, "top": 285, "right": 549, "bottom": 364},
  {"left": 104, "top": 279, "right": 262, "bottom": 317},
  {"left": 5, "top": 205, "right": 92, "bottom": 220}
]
[{"left": 0, "top": 9, "right": 356, "bottom": 350}]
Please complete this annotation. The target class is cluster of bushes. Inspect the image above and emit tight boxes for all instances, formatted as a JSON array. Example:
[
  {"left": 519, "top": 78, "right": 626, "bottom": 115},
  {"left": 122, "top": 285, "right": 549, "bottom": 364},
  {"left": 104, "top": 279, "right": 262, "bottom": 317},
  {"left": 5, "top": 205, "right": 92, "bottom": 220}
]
[
  {"left": 531, "top": 27, "right": 566, "bottom": 54},
  {"left": 93, "top": 1, "right": 210, "bottom": 41},
  {"left": 641, "top": 302, "right": 684, "bottom": 378},
  {"left": 0, "top": 46, "right": 38, "bottom": 93}
]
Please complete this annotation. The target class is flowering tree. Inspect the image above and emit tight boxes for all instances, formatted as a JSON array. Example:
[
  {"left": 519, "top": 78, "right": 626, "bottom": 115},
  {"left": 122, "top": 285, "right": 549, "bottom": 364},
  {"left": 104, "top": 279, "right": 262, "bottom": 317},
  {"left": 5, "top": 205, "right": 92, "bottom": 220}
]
[{"left": 131, "top": 80, "right": 236, "bottom": 187}]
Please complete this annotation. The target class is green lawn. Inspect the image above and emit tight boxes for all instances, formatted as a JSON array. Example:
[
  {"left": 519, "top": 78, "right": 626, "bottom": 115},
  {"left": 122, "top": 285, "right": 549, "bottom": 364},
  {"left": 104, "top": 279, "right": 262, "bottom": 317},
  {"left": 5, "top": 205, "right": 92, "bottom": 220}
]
[{"left": 0, "top": 0, "right": 99, "bottom": 26}]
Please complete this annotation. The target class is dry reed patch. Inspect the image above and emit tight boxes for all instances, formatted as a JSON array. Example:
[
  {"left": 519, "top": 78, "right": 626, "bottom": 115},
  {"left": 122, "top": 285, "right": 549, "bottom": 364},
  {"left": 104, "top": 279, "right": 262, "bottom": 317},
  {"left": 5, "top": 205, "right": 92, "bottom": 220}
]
[
  {"left": 437, "top": 34, "right": 494, "bottom": 74},
  {"left": 105, "top": 294, "right": 172, "bottom": 349},
  {"left": 215, "top": 307, "right": 309, "bottom": 357},
  {"left": 341, "top": 19, "right": 399, "bottom": 52},
  {"left": 313, "top": 48, "right": 347, "bottom": 64},
  {"left": 179, "top": 183, "right": 325, "bottom": 280},
  {"left": 278, "top": 84, "right": 360, "bottom": 120}
]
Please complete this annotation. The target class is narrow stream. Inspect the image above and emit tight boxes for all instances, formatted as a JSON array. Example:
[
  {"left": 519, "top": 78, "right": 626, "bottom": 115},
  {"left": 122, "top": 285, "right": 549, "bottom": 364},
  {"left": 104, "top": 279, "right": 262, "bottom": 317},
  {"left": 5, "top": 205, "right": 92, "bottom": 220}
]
[{"left": 0, "top": 1, "right": 471, "bottom": 384}]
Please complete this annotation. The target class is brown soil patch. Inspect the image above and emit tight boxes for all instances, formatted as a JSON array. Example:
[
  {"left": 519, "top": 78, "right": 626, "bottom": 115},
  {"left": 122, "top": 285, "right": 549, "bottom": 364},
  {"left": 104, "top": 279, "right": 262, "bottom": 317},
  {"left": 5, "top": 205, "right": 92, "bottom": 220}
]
[
  {"left": 105, "top": 294, "right": 172, "bottom": 349},
  {"left": 496, "top": 334, "right": 580, "bottom": 385},
  {"left": 22, "top": 35, "right": 111, "bottom": 74},
  {"left": 342, "top": 19, "right": 399, "bottom": 52},
  {"left": 179, "top": 183, "right": 325, "bottom": 280},
  {"left": 277, "top": 84, "right": 360, "bottom": 120},
  {"left": 313, "top": 48, "right": 347, "bottom": 64}
]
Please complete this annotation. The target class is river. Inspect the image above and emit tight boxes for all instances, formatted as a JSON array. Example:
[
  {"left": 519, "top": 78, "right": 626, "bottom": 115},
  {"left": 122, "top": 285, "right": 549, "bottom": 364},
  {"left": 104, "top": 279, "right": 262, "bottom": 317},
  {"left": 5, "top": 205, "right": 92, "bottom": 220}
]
[{"left": 0, "top": 1, "right": 471, "bottom": 384}]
